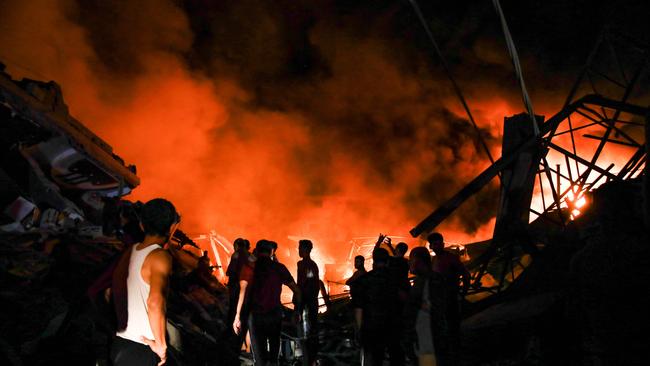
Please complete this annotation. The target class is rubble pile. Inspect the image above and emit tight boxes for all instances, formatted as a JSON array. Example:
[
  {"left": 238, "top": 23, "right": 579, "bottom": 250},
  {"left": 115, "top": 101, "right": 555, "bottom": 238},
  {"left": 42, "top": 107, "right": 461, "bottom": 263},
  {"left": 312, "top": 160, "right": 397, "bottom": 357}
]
[
  {"left": 0, "top": 60, "right": 363, "bottom": 366},
  {"left": 459, "top": 178, "right": 650, "bottom": 365},
  {"left": 0, "top": 65, "right": 239, "bottom": 365}
]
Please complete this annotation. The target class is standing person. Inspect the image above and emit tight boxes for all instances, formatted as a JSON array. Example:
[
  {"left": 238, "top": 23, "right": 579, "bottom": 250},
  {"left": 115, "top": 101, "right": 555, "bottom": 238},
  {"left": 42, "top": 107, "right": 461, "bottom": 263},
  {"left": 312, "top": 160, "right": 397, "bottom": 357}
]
[
  {"left": 406, "top": 247, "right": 449, "bottom": 366},
  {"left": 353, "top": 248, "right": 405, "bottom": 366},
  {"left": 297, "top": 239, "right": 331, "bottom": 365},
  {"left": 374, "top": 235, "right": 409, "bottom": 290},
  {"left": 226, "top": 238, "right": 251, "bottom": 349},
  {"left": 111, "top": 198, "right": 180, "bottom": 366},
  {"left": 226, "top": 239, "right": 250, "bottom": 325},
  {"left": 391, "top": 242, "right": 411, "bottom": 295},
  {"left": 346, "top": 255, "right": 367, "bottom": 296},
  {"left": 233, "top": 240, "right": 301, "bottom": 366},
  {"left": 346, "top": 255, "right": 367, "bottom": 347},
  {"left": 427, "top": 233, "right": 469, "bottom": 366}
]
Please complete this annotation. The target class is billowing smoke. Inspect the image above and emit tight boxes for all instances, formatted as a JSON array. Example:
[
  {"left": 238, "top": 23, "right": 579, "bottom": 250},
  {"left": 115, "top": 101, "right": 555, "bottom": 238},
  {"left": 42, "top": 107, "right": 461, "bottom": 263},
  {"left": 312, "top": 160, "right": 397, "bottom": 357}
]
[{"left": 4, "top": 0, "right": 642, "bottom": 264}]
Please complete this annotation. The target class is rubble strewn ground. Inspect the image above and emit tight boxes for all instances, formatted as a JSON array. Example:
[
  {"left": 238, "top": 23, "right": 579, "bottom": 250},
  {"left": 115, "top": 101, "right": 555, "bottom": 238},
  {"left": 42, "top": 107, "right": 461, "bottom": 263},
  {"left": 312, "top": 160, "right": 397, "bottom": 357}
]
[
  {"left": 0, "top": 229, "right": 360, "bottom": 365},
  {"left": 459, "top": 179, "right": 650, "bottom": 365}
]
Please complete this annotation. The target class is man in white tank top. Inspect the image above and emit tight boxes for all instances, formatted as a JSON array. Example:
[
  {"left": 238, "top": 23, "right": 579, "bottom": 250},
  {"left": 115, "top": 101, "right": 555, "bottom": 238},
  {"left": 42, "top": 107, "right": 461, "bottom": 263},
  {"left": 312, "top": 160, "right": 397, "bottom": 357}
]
[{"left": 111, "top": 198, "right": 180, "bottom": 366}]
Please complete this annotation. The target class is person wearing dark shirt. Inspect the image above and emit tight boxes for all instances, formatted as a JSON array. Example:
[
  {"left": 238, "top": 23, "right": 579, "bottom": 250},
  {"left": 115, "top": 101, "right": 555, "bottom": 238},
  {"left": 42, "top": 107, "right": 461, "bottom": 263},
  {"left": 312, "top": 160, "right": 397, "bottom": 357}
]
[
  {"left": 353, "top": 248, "right": 405, "bottom": 366},
  {"left": 406, "top": 247, "right": 449, "bottom": 366},
  {"left": 391, "top": 242, "right": 411, "bottom": 292},
  {"left": 226, "top": 238, "right": 250, "bottom": 349},
  {"left": 297, "top": 239, "right": 330, "bottom": 365},
  {"left": 233, "top": 240, "right": 301, "bottom": 366},
  {"left": 227, "top": 238, "right": 251, "bottom": 310},
  {"left": 428, "top": 232, "right": 469, "bottom": 366},
  {"left": 346, "top": 255, "right": 367, "bottom": 296},
  {"left": 374, "top": 235, "right": 409, "bottom": 289},
  {"left": 346, "top": 255, "right": 367, "bottom": 346}
]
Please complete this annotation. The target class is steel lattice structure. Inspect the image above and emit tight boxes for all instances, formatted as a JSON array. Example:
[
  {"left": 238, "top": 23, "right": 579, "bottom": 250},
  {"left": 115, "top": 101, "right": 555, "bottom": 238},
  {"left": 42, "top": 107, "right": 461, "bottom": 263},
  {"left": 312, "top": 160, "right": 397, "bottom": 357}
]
[{"left": 410, "top": 30, "right": 649, "bottom": 297}]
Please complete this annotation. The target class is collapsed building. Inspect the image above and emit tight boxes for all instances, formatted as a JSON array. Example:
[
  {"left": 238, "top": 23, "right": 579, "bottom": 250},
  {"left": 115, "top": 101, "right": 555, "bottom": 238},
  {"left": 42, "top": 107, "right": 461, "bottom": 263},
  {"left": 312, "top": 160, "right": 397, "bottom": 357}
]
[
  {"left": 0, "top": 63, "right": 239, "bottom": 365},
  {"left": 407, "top": 29, "right": 650, "bottom": 365},
  {"left": 1, "top": 22, "right": 649, "bottom": 366}
]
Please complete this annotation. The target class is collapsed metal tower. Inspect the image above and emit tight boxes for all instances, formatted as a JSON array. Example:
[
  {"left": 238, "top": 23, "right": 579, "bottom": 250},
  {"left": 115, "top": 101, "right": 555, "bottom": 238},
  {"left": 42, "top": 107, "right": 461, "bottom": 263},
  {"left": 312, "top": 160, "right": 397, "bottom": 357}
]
[{"left": 411, "top": 30, "right": 649, "bottom": 297}]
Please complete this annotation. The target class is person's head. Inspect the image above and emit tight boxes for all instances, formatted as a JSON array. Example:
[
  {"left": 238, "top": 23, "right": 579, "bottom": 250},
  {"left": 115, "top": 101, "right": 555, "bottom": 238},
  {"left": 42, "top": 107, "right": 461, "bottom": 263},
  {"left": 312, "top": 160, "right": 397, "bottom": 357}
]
[
  {"left": 409, "top": 246, "right": 432, "bottom": 276},
  {"left": 234, "top": 237, "right": 250, "bottom": 252},
  {"left": 298, "top": 239, "right": 313, "bottom": 259},
  {"left": 395, "top": 242, "right": 408, "bottom": 257},
  {"left": 354, "top": 255, "right": 365, "bottom": 271},
  {"left": 269, "top": 241, "right": 278, "bottom": 256},
  {"left": 140, "top": 198, "right": 179, "bottom": 242},
  {"left": 427, "top": 232, "right": 444, "bottom": 253},
  {"left": 255, "top": 240, "right": 273, "bottom": 257},
  {"left": 372, "top": 248, "right": 390, "bottom": 269}
]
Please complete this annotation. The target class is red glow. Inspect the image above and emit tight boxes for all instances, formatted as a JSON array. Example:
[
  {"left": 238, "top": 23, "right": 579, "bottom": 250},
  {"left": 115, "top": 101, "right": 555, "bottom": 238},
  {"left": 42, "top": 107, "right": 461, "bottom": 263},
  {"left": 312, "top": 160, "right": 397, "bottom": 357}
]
[{"left": 6, "top": 0, "right": 636, "bottom": 280}]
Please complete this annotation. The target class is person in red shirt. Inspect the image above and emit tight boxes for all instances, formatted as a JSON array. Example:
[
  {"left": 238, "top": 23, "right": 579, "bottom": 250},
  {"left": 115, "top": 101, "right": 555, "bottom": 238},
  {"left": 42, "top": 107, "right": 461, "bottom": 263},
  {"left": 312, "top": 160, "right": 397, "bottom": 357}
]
[
  {"left": 297, "top": 239, "right": 330, "bottom": 365},
  {"left": 428, "top": 232, "right": 469, "bottom": 366},
  {"left": 233, "top": 240, "right": 301, "bottom": 365}
]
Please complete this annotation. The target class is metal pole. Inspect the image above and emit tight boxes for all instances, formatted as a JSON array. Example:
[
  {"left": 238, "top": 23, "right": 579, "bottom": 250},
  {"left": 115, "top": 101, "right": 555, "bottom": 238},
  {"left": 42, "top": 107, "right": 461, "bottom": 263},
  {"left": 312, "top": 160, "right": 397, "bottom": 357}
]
[
  {"left": 556, "top": 164, "right": 561, "bottom": 202},
  {"left": 643, "top": 108, "right": 650, "bottom": 230}
]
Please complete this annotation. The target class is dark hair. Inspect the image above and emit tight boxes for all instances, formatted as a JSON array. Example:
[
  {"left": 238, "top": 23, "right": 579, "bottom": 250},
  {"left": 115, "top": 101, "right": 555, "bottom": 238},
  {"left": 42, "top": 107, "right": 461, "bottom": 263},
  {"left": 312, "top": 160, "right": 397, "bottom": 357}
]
[
  {"left": 396, "top": 242, "right": 408, "bottom": 254},
  {"left": 354, "top": 255, "right": 365, "bottom": 262},
  {"left": 140, "top": 198, "right": 178, "bottom": 237},
  {"left": 234, "top": 237, "right": 250, "bottom": 250},
  {"left": 256, "top": 239, "right": 273, "bottom": 255},
  {"left": 427, "top": 232, "right": 444, "bottom": 245},
  {"left": 372, "top": 247, "right": 390, "bottom": 265},
  {"left": 299, "top": 239, "right": 313, "bottom": 251},
  {"left": 269, "top": 241, "right": 278, "bottom": 250},
  {"left": 410, "top": 246, "right": 431, "bottom": 263}
]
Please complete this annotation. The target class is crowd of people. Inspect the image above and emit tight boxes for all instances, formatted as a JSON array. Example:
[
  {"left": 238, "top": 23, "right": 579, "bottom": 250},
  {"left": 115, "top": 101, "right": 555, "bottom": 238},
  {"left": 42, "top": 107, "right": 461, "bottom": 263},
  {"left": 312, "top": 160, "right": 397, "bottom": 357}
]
[
  {"left": 345, "top": 234, "right": 470, "bottom": 366},
  {"left": 226, "top": 232, "right": 470, "bottom": 366},
  {"left": 107, "top": 198, "right": 470, "bottom": 366},
  {"left": 229, "top": 238, "right": 331, "bottom": 366}
]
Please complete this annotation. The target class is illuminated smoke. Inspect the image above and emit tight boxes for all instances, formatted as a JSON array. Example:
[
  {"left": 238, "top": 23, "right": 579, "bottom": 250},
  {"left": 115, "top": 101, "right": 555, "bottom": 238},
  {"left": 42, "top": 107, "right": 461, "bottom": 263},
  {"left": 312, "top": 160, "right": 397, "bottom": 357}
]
[{"left": 4, "top": 0, "right": 636, "bottom": 267}]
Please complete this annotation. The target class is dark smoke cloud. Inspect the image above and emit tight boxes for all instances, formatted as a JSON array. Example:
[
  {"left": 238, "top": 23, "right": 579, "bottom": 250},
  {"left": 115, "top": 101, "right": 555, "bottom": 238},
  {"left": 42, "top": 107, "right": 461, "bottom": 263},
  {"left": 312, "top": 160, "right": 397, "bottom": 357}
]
[
  {"left": 66, "top": 0, "right": 509, "bottom": 232},
  {"left": 2, "top": 0, "right": 648, "bottom": 263}
]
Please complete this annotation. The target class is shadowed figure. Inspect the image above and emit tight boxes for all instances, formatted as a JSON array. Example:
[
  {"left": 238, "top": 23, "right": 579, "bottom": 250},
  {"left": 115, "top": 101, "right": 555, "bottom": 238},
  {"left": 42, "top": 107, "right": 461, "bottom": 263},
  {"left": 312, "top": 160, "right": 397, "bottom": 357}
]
[
  {"left": 297, "top": 239, "right": 331, "bottom": 365},
  {"left": 353, "top": 247, "right": 405, "bottom": 366},
  {"left": 427, "top": 233, "right": 469, "bottom": 366},
  {"left": 406, "top": 246, "right": 449, "bottom": 366},
  {"left": 233, "top": 240, "right": 301, "bottom": 366},
  {"left": 226, "top": 238, "right": 251, "bottom": 350}
]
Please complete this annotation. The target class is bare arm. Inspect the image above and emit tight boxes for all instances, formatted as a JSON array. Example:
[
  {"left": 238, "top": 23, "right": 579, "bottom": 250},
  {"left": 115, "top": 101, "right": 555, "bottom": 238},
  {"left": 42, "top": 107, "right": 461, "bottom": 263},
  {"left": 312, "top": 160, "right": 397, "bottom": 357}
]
[
  {"left": 143, "top": 250, "right": 172, "bottom": 365},
  {"left": 385, "top": 237, "right": 395, "bottom": 256},
  {"left": 232, "top": 279, "right": 248, "bottom": 334},
  {"left": 319, "top": 280, "right": 331, "bottom": 308},
  {"left": 373, "top": 234, "right": 395, "bottom": 255},
  {"left": 374, "top": 233, "right": 386, "bottom": 249}
]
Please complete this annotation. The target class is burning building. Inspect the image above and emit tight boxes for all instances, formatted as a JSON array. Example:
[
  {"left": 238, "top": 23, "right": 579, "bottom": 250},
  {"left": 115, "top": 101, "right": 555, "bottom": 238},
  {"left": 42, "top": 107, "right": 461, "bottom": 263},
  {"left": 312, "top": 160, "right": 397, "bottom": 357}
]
[{"left": 1, "top": 1, "right": 650, "bottom": 365}]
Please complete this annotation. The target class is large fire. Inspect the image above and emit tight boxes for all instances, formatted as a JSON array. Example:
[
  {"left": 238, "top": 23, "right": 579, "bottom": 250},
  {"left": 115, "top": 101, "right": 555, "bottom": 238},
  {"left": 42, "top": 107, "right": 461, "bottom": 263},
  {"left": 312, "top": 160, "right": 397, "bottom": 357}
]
[{"left": 1, "top": 0, "right": 642, "bottom": 293}]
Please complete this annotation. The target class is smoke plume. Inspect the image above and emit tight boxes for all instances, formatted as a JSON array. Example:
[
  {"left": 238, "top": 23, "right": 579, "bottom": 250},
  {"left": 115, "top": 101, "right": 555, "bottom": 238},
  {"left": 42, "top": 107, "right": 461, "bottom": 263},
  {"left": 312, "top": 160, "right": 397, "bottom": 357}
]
[{"left": 3, "top": 0, "right": 645, "bottom": 265}]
